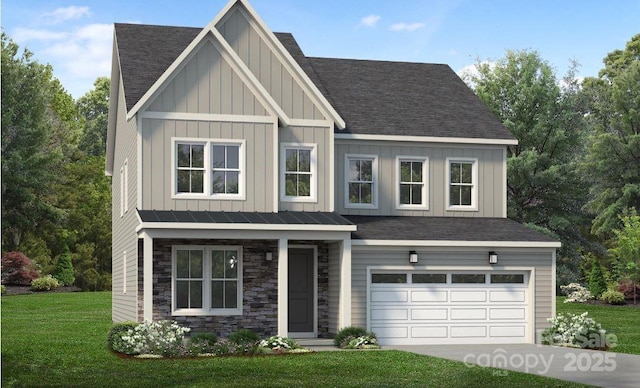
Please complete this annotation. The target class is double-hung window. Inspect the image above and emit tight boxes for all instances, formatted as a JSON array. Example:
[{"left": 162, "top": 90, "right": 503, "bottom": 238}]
[
  {"left": 173, "top": 246, "right": 242, "bottom": 315},
  {"left": 447, "top": 157, "right": 478, "bottom": 210},
  {"left": 397, "top": 156, "right": 428, "bottom": 209},
  {"left": 345, "top": 155, "right": 378, "bottom": 208},
  {"left": 173, "top": 138, "right": 244, "bottom": 199},
  {"left": 281, "top": 143, "right": 316, "bottom": 202}
]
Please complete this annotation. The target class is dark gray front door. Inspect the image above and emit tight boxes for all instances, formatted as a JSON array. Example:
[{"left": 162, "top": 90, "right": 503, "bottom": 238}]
[{"left": 288, "top": 248, "right": 314, "bottom": 333}]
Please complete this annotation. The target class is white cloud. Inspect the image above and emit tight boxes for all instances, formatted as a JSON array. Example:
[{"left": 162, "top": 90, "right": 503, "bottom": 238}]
[
  {"left": 457, "top": 61, "right": 495, "bottom": 87},
  {"left": 360, "top": 14, "right": 381, "bottom": 28},
  {"left": 43, "top": 6, "right": 91, "bottom": 25},
  {"left": 389, "top": 22, "right": 426, "bottom": 32},
  {"left": 12, "top": 28, "right": 67, "bottom": 42}
]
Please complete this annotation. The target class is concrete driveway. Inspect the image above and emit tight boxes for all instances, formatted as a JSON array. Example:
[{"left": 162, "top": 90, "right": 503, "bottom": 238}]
[{"left": 387, "top": 344, "right": 640, "bottom": 387}]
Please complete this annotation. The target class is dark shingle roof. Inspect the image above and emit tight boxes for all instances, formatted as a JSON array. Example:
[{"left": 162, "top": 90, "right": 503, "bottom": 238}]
[
  {"left": 345, "top": 216, "right": 557, "bottom": 242},
  {"left": 114, "top": 23, "right": 514, "bottom": 140},
  {"left": 138, "top": 210, "right": 354, "bottom": 226}
]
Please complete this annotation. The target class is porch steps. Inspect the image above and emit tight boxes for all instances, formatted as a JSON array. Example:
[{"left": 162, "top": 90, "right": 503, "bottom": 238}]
[{"left": 295, "top": 338, "right": 341, "bottom": 351}]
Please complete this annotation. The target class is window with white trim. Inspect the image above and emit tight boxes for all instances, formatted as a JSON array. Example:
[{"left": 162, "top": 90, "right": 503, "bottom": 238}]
[
  {"left": 281, "top": 143, "right": 316, "bottom": 202},
  {"left": 397, "top": 156, "right": 428, "bottom": 208},
  {"left": 173, "top": 139, "right": 245, "bottom": 199},
  {"left": 123, "top": 160, "right": 128, "bottom": 213},
  {"left": 122, "top": 251, "right": 127, "bottom": 294},
  {"left": 173, "top": 246, "right": 242, "bottom": 315},
  {"left": 119, "top": 166, "right": 124, "bottom": 217},
  {"left": 447, "top": 158, "right": 478, "bottom": 210},
  {"left": 345, "top": 155, "right": 378, "bottom": 208}
]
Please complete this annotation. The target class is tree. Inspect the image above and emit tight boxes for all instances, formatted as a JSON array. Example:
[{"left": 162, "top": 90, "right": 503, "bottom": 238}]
[
  {"left": 609, "top": 211, "right": 640, "bottom": 304},
  {"left": 588, "top": 256, "right": 607, "bottom": 299},
  {"left": 1, "top": 251, "right": 40, "bottom": 285},
  {"left": 466, "top": 50, "right": 593, "bottom": 277},
  {"left": 53, "top": 244, "right": 75, "bottom": 286},
  {"left": 77, "top": 77, "right": 110, "bottom": 156},
  {"left": 1, "top": 34, "right": 63, "bottom": 249},
  {"left": 581, "top": 34, "right": 640, "bottom": 237}
]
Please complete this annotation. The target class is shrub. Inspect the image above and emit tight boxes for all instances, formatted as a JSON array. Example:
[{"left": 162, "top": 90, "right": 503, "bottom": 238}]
[
  {"left": 107, "top": 322, "right": 139, "bottom": 352},
  {"left": 334, "top": 326, "right": 369, "bottom": 347},
  {"left": 1, "top": 285, "right": 5, "bottom": 295},
  {"left": 1, "top": 251, "right": 40, "bottom": 285},
  {"left": 30, "top": 275, "right": 60, "bottom": 291},
  {"left": 541, "top": 312, "right": 612, "bottom": 350},
  {"left": 115, "top": 320, "right": 191, "bottom": 356},
  {"left": 588, "top": 258, "right": 607, "bottom": 299},
  {"left": 53, "top": 245, "right": 75, "bottom": 286},
  {"left": 190, "top": 332, "right": 218, "bottom": 346},
  {"left": 560, "top": 283, "right": 593, "bottom": 303},
  {"left": 345, "top": 335, "right": 380, "bottom": 349},
  {"left": 617, "top": 278, "right": 640, "bottom": 301},
  {"left": 600, "top": 290, "right": 626, "bottom": 305},
  {"left": 259, "top": 335, "right": 300, "bottom": 351},
  {"left": 228, "top": 328, "right": 260, "bottom": 345}
]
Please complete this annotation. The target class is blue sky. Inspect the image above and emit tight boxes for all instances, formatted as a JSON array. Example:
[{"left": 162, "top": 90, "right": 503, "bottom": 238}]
[{"left": 3, "top": 0, "right": 639, "bottom": 99}]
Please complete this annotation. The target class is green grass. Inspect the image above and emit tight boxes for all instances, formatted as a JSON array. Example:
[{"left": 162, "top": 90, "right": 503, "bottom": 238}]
[
  {"left": 2, "top": 292, "right": 585, "bottom": 387},
  {"left": 556, "top": 296, "right": 640, "bottom": 355}
]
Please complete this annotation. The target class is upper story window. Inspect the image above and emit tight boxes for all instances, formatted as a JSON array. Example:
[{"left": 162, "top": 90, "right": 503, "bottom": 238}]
[
  {"left": 345, "top": 154, "right": 378, "bottom": 208},
  {"left": 173, "top": 246, "right": 242, "bottom": 316},
  {"left": 447, "top": 157, "right": 478, "bottom": 211},
  {"left": 281, "top": 143, "right": 317, "bottom": 202},
  {"left": 397, "top": 156, "right": 428, "bottom": 209},
  {"left": 119, "top": 159, "right": 129, "bottom": 217},
  {"left": 173, "top": 138, "right": 245, "bottom": 200}
]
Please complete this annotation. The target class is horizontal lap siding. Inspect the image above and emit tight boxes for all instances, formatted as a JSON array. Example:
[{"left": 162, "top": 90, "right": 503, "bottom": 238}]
[
  {"left": 335, "top": 141, "right": 505, "bottom": 217},
  {"left": 141, "top": 119, "right": 274, "bottom": 212},
  {"left": 350, "top": 248, "right": 553, "bottom": 340},
  {"left": 217, "top": 5, "right": 325, "bottom": 120},
  {"left": 112, "top": 79, "right": 139, "bottom": 322}
]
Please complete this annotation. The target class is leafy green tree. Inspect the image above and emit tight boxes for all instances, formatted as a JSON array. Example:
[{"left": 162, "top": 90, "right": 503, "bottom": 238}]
[
  {"left": 609, "top": 211, "right": 640, "bottom": 304},
  {"left": 1, "top": 34, "right": 63, "bottom": 249},
  {"left": 581, "top": 34, "right": 640, "bottom": 237},
  {"left": 588, "top": 256, "right": 607, "bottom": 298},
  {"left": 53, "top": 244, "right": 75, "bottom": 286},
  {"left": 467, "top": 50, "right": 592, "bottom": 273},
  {"left": 77, "top": 77, "right": 110, "bottom": 156}
]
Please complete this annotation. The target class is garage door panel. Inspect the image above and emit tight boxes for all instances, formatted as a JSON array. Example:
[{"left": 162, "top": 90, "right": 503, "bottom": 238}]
[
  {"left": 411, "top": 290, "right": 447, "bottom": 302},
  {"left": 450, "top": 326, "right": 487, "bottom": 338},
  {"left": 490, "top": 290, "right": 525, "bottom": 302},
  {"left": 411, "top": 326, "right": 448, "bottom": 338},
  {"left": 450, "top": 290, "right": 486, "bottom": 302},
  {"left": 372, "top": 326, "right": 408, "bottom": 339},
  {"left": 489, "top": 326, "right": 526, "bottom": 338},
  {"left": 450, "top": 308, "right": 487, "bottom": 320},
  {"left": 371, "top": 290, "right": 408, "bottom": 303},
  {"left": 371, "top": 308, "right": 408, "bottom": 321},
  {"left": 489, "top": 308, "right": 526, "bottom": 320},
  {"left": 411, "top": 308, "right": 447, "bottom": 320}
]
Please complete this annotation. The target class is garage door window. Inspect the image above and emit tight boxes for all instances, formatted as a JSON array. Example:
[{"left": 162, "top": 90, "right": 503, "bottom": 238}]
[
  {"left": 491, "top": 274, "right": 524, "bottom": 284},
  {"left": 412, "top": 274, "right": 446, "bottom": 283},
  {"left": 372, "top": 274, "right": 407, "bottom": 283},
  {"left": 451, "top": 274, "right": 485, "bottom": 283}
]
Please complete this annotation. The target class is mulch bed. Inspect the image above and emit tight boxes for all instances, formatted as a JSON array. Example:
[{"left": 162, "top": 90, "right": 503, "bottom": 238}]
[{"left": 3, "top": 285, "right": 82, "bottom": 296}]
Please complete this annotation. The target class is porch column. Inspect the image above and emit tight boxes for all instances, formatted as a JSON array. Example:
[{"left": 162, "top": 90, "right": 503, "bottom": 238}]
[
  {"left": 142, "top": 232, "right": 153, "bottom": 321},
  {"left": 277, "top": 238, "right": 288, "bottom": 336},
  {"left": 338, "top": 238, "right": 352, "bottom": 329}
]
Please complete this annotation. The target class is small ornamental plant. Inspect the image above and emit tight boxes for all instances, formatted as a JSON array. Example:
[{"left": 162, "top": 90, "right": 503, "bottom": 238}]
[
  {"left": 345, "top": 335, "right": 380, "bottom": 349},
  {"left": 115, "top": 320, "right": 191, "bottom": 356},
  {"left": 259, "top": 335, "right": 300, "bottom": 352},
  {"left": 334, "top": 326, "right": 380, "bottom": 349},
  {"left": 560, "top": 283, "right": 593, "bottom": 303},
  {"left": 30, "top": 275, "right": 60, "bottom": 291},
  {"left": 541, "top": 312, "right": 616, "bottom": 350}
]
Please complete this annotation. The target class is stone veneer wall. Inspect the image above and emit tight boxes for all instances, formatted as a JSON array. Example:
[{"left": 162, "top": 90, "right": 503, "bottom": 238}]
[{"left": 137, "top": 238, "right": 330, "bottom": 338}]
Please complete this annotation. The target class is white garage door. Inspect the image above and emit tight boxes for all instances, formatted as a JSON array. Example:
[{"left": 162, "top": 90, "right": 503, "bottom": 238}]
[{"left": 369, "top": 271, "right": 530, "bottom": 345}]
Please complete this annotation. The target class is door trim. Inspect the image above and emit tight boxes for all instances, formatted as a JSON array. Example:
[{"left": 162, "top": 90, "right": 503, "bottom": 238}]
[{"left": 288, "top": 245, "right": 318, "bottom": 338}]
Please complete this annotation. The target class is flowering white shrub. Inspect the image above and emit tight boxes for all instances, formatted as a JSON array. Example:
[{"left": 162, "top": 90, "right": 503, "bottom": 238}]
[
  {"left": 259, "top": 335, "right": 298, "bottom": 350},
  {"left": 541, "top": 312, "right": 614, "bottom": 349},
  {"left": 345, "top": 335, "right": 380, "bottom": 349},
  {"left": 561, "top": 283, "right": 593, "bottom": 303},
  {"left": 116, "top": 320, "right": 191, "bottom": 356}
]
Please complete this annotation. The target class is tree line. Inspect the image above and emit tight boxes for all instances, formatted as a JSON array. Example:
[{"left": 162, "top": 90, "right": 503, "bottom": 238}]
[{"left": 1, "top": 31, "right": 638, "bottom": 293}]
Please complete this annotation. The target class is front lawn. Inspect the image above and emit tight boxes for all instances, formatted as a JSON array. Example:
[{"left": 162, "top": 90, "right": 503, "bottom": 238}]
[
  {"left": 2, "top": 292, "right": 584, "bottom": 387},
  {"left": 556, "top": 296, "right": 640, "bottom": 355}
]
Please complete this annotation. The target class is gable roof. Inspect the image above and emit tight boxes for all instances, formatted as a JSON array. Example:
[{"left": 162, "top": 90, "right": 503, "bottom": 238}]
[
  {"left": 113, "top": 15, "right": 515, "bottom": 141},
  {"left": 345, "top": 216, "right": 559, "bottom": 246}
]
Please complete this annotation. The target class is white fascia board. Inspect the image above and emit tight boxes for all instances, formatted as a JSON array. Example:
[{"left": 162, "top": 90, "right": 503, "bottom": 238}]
[
  {"left": 105, "top": 31, "right": 120, "bottom": 176},
  {"left": 334, "top": 133, "right": 519, "bottom": 146},
  {"left": 139, "top": 111, "right": 275, "bottom": 124},
  {"left": 136, "top": 222, "right": 357, "bottom": 233},
  {"left": 233, "top": 0, "right": 346, "bottom": 129},
  {"left": 351, "top": 239, "right": 561, "bottom": 248}
]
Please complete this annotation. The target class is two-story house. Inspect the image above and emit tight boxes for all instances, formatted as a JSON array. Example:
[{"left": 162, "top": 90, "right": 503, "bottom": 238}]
[{"left": 106, "top": 0, "right": 560, "bottom": 345}]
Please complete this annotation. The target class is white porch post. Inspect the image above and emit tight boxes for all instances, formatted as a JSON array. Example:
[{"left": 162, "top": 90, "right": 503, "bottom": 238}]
[
  {"left": 277, "top": 238, "right": 289, "bottom": 336},
  {"left": 338, "top": 238, "right": 352, "bottom": 329},
  {"left": 142, "top": 232, "right": 153, "bottom": 321}
]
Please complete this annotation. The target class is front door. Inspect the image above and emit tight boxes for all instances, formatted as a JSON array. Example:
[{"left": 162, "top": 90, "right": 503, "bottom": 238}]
[{"left": 288, "top": 248, "right": 314, "bottom": 334}]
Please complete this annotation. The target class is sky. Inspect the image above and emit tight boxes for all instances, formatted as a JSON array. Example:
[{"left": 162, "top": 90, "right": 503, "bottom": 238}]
[{"left": 2, "top": 0, "right": 639, "bottom": 99}]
